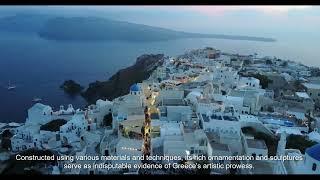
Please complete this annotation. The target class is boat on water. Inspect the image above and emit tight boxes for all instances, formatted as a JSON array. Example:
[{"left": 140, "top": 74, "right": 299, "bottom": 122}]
[
  {"left": 32, "top": 97, "right": 42, "bottom": 102},
  {"left": 7, "top": 81, "right": 16, "bottom": 90}
]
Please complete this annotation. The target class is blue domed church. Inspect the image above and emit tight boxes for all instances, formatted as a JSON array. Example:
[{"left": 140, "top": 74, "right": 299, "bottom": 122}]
[
  {"left": 275, "top": 132, "right": 320, "bottom": 174},
  {"left": 130, "top": 83, "right": 142, "bottom": 96},
  {"left": 111, "top": 83, "right": 146, "bottom": 129},
  {"left": 305, "top": 144, "right": 320, "bottom": 173}
]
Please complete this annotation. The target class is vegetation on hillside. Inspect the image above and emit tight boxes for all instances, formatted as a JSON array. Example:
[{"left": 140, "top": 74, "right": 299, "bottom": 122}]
[
  {"left": 60, "top": 80, "right": 84, "bottom": 95},
  {"left": 81, "top": 54, "right": 164, "bottom": 104},
  {"left": 286, "top": 134, "right": 317, "bottom": 153},
  {"left": 241, "top": 73, "right": 273, "bottom": 89},
  {"left": 242, "top": 127, "right": 278, "bottom": 156},
  {"left": 1, "top": 129, "right": 13, "bottom": 150},
  {"left": 40, "top": 119, "right": 67, "bottom": 132}
]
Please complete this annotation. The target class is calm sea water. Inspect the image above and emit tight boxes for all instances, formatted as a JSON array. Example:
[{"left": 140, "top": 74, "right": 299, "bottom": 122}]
[{"left": 0, "top": 31, "right": 319, "bottom": 123}]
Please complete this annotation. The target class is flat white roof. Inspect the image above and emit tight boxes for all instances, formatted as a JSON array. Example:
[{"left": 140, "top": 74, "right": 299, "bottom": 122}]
[
  {"left": 309, "top": 131, "right": 320, "bottom": 143},
  {"left": 246, "top": 139, "right": 267, "bottom": 149},
  {"left": 8, "top": 122, "right": 22, "bottom": 127},
  {"left": 276, "top": 127, "right": 302, "bottom": 136},
  {"left": 0, "top": 123, "right": 7, "bottom": 129},
  {"left": 303, "top": 83, "right": 320, "bottom": 89},
  {"left": 163, "top": 140, "right": 187, "bottom": 156},
  {"left": 295, "top": 92, "right": 310, "bottom": 99}
]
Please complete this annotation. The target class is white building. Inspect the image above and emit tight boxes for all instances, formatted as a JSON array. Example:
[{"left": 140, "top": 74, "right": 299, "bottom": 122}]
[
  {"left": 158, "top": 89, "right": 184, "bottom": 103},
  {"left": 115, "top": 138, "right": 143, "bottom": 172},
  {"left": 303, "top": 83, "right": 320, "bottom": 103},
  {"left": 87, "top": 99, "right": 113, "bottom": 127},
  {"left": 59, "top": 114, "right": 88, "bottom": 146},
  {"left": 244, "top": 139, "right": 268, "bottom": 157},
  {"left": 206, "top": 133, "right": 231, "bottom": 174},
  {"left": 195, "top": 98, "right": 224, "bottom": 114},
  {"left": 163, "top": 135, "right": 187, "bottom": 159},
  {"left": 229, "top": 88, "right": 267, "bottom": 115},
  {"left": 112, "top": 84, "right": 146, "bottom": 129},
  {"left": 213, "top": 94, "right": 249, "bottom": 115},
  {"left": 212, "top": 67, "right": 240, "bottom": 88},
  {"left": 151, "top": 121, "right": 182, "bottom": 149},
  {"left": 183, "top": 128, "right": 207, "bottom": 156},
  {"left": 26, "top": 103, "right": 54, "bottom": 125},
  {"left": 11, "top": 124, "right": 40, "bottom": 151},
  {"left": 199, "top": 113, "right": 242, "bottom": 155},
  {"left": 238, "top": 77, "right": 260, "bottom": 89}
]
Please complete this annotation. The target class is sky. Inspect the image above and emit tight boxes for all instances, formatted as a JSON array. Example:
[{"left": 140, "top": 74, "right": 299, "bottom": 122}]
[{"left": 1, "top": 5, "right": 319, "bottom": 39}]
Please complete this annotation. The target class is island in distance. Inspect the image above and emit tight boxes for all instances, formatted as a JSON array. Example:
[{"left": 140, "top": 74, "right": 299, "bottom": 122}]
[
  {"left": 60, "top": 80, "right": 84, "bottom": 96},
  {"left": 0, "top": 14, "right": 276, "bottom": 42}
]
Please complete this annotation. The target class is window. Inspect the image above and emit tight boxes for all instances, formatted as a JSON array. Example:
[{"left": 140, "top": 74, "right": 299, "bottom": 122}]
[
  {"left": 190, "top": 147, "right": 195, "bottom": 154},
  {"left": 105, "top": 149, "right": 109, "bottom": 156},
  {"left": 252, "top": 153, "right": 256, "bottom": 159},
  {"left": 312, "top": 163, "right": 317, "bottom": 171}
]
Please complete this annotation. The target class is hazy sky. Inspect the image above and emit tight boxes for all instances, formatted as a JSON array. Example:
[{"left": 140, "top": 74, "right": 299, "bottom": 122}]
[{"left": 1, "top": 6, "right": 320, "bottom": 39}]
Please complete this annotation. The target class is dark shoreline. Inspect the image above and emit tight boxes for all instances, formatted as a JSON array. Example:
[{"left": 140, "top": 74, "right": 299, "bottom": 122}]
[{"left": 81, "top": 54, "right": 165, "bottom": 104}]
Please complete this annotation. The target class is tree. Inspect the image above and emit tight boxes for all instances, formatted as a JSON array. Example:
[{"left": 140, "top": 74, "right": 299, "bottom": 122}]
[
  {"left": 241, "top": 127, "right": 278, "bottom": 156},
  {"left": 293, "top": 80, "right": 305, "bottom": 91},
  {"left": 286, "top": 134, "right": 317, "bottom": 153},
  {"left": 244, "top": 73, "right": 273, "bottom": 89}
]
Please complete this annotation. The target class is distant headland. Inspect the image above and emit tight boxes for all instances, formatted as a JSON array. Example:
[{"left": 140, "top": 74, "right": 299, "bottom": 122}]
[{"left": 0, "top": 14, "right": 276, "bottom": 43}]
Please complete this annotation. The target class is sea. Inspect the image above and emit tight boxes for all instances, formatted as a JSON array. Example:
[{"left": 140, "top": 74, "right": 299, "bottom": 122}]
[{"left": 0, "top": 31, "right": 319, "bottom": 123}]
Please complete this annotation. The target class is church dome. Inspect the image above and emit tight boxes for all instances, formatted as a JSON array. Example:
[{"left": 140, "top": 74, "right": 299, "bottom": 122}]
[
  {"left": 306, "top": 144, "right": 320, "bottom": 161},
  {"left": 130, "top": 84, "right": 140, "bottom": 92}
]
